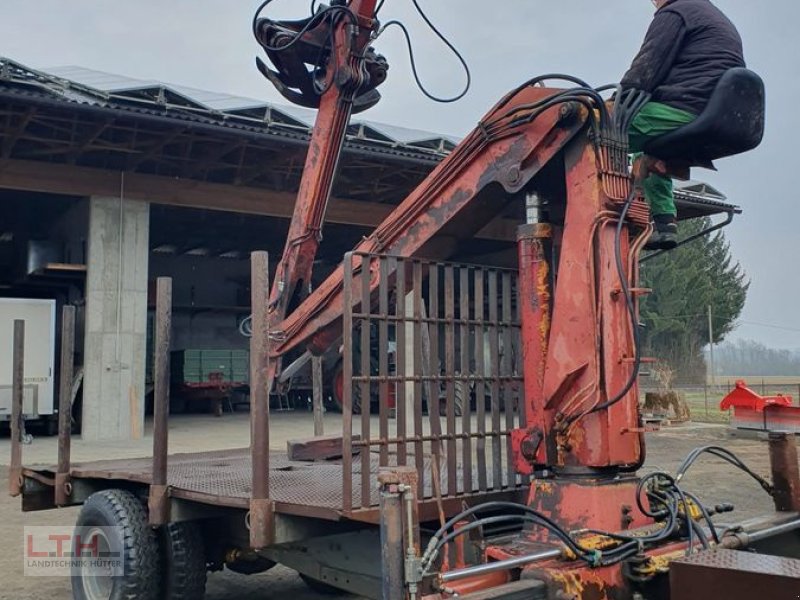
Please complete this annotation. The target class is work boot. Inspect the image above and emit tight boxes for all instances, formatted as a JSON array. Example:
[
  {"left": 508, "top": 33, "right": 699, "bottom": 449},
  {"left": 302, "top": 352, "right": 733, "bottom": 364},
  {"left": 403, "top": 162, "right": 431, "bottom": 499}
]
[{"left": 645, "top": 217, "right": 678, "bottom": 251}]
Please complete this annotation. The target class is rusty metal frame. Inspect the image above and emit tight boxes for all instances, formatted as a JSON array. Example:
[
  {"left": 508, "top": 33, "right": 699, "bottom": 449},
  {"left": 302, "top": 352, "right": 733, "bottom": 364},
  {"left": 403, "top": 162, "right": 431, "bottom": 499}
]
[
  {"left": 250, "top": 251, "right": 275, "bottom": 548},
  {"left": 8, "top": 319, "right": 24, "bottom": 498},
  {"left": 341, "top": 252, "right": 526, "bottom": 513},
  {"left": 769, "top": 432, "right": 800, "bottom": 512},
  {"left": 55, "top": 305, "right": 76, "bottom": 506},
  {"left": 149, "top": 277, "right": 172, "bottom": 526}
]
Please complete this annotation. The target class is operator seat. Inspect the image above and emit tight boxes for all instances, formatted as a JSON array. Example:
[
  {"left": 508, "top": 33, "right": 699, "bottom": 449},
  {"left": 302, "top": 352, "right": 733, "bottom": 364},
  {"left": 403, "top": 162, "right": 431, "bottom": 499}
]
[{"left": 644, "top": 68, "right": 766, "bottom": 168}]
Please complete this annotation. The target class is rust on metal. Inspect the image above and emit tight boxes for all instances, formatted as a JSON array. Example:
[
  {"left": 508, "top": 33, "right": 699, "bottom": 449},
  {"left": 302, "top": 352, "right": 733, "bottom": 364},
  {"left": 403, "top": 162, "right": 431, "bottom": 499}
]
[
  {"left": 395, "top": 258, "right": 408, "bottom": 467},
  {"left": 266, "top": 0, "right": 380, "bottom": 332},
  {"left": 9, "top": 319, "right": 24, "bottom": 498},
  {"left": 340, "top": 253, "right": 525, "bottom": 512},
  {"left": 250, "top": 251, "right": 273, "bottom": 549},
  {"left": 342, "top": 252, "right": 355, "bottom": 510},
  {"left": 769, "top": 432, "right": 800, "bottom": 512},
  {"left": 55, "top": 305, "right": 76, "bottom": 506},
  {"left": 148, "top": 484, "right": 169, "bottom": 526},
  {"left": 249, "top": 497, "right": 275, "bottom": 550},
  {"left": 360, "top": 257, "right": 372, "bottom": 509},
  {"left": 270, "top": 88, "right": 587, "bottom": 364},
  {"left": 670, "top": 549, "right": 800, "bottom": 600},
  {"left": 378, "top": 256, "right": 390, "bottom": 468},
  {"left": 149, "top": 277, "right": 172, "bottom": 526},
  {"left": 379, "top": 468, "right": 406, "bottom": 600},
  {"left": 460, "top": 266, "right": 473, "bottom": 495},
  {"left": 516, "top": 223, "right": 552, "bottom": 468}
]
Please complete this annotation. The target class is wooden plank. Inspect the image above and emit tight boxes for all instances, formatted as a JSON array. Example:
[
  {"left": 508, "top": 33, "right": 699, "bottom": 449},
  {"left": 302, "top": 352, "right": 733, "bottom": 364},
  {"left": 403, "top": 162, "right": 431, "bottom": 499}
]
[
  {"left": 0, "top": 158, "right": 516, "bottom": 240},
  {"left": 286, "top": 435, "right": 362, "bottom": 462}
]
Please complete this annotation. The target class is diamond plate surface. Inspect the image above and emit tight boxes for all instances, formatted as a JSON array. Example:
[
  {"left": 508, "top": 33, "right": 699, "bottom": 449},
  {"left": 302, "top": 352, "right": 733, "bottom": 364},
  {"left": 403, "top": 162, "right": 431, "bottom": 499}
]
[
  {"left": 670, "top": 548, "right": 800, "bottom": 600},
  {"left": 67, "top": 448, "right": 515, "bottom": 513}
]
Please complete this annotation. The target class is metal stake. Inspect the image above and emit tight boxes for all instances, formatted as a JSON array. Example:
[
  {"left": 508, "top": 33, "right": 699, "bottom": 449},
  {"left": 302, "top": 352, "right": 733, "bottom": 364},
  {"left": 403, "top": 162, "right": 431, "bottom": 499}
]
[
  {"left": 379, "top": 469, "right": 407, "bottom": 600},
  {"left": 769, "top": 432, "right": 800, "bottom": 512},
  {"left": 149, "top": 277, "right": 172, "bottom": 525},
  {"left": 250, "top": 251, "right": 274, "bottom": 549},
  {"left": 9, "top": 320, "right": 24, "bottom": 497},
  {"left": 56, "top": 306, "right": 75, "bottom": 506}
]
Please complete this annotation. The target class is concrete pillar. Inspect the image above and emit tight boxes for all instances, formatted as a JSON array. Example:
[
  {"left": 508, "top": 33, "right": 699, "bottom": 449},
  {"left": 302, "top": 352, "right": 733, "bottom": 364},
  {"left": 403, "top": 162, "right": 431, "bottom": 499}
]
[{"left": 82, "top": 197, "right": 149, "bottom": 441}]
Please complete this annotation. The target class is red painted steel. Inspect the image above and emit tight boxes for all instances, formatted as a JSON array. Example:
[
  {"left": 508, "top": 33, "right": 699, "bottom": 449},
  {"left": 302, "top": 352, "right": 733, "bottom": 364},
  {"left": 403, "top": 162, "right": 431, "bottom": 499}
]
[
  {"left": 270, "top": 88, "right": 587, "bottom": 363},
  {"left": 268, "top": 0, "right": 379, "bottom": 328},
  {"left": 721, "top": 380, "right": 793, "bottom": 411}
]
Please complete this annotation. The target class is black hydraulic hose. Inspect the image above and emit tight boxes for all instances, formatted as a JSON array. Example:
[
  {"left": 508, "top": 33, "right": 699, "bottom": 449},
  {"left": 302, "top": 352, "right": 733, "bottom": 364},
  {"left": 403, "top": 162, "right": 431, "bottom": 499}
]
[
  {"left": 253, "top": 1, "right": 357, "bottom": 53},
  {"left": 685, "top": 491, "right": 720, "bottom": 544},
  {"left": 493, "top": 73, "right": 594, "bottom": 113},
  {"left": 568, "top": 186, "right": 640, "bottom": 422},
  {"left": 378, "top": 19, "right": 471, "bottom": 103},
  {"left": 525, "top": 74, "right": 592, "bottom": 89},
  {"left": 499, "top": 87, "right": 609, "bottom": 126},
  {"left": 427, "top": 502, "right": 596, "bottom": 561},
  {"left": 676, "top": 446, "right": 774, "bottom": 494}
]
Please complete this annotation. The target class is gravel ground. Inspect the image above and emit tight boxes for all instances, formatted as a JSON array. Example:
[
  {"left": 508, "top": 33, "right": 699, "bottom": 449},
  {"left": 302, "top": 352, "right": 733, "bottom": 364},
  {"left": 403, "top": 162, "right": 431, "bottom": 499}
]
[{"left": 0, "top": 414, "right": 791, "bottom": 600}]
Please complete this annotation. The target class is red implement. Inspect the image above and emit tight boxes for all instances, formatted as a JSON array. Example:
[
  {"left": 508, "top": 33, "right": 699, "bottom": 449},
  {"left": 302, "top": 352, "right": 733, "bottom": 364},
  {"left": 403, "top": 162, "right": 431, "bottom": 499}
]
[{"left": 720, "top": 380, "right": 793, "bottom": 411}]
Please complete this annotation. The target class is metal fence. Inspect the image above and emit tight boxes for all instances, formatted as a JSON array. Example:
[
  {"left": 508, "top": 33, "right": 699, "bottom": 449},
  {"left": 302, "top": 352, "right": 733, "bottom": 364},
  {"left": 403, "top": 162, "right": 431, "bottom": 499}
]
[{"left": 341, "top": 252, "right": 527, "bottom": 511}]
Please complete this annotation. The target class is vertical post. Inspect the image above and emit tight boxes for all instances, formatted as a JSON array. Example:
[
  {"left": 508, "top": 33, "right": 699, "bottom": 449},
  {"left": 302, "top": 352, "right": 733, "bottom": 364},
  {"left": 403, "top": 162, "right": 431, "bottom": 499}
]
[
  {"left": 343, "top": 253, "right": 355, "bottom": 511},
  {"left": 56, "top": 306, "right": 76, "bottom": 506},
  {"left": 707, "top": 305, "right": 715, "bottom": 389},
  {"left": 8, "top": 320, "right": 24, "bottom": 497},
  {"left": 768, "top": 433, "right": 800, "bottom": 512},
  {"left": 312, "top": 355, "right": 324, "bottom": 436},
  {"left": 378, "top": 469, "right": 407, "bottom": 600},
  {"left": 250, "top": 251, "right": 273, "bottom": 549},
  {"left": 149, "top": 277, "right": 172, "bottom": 526}
]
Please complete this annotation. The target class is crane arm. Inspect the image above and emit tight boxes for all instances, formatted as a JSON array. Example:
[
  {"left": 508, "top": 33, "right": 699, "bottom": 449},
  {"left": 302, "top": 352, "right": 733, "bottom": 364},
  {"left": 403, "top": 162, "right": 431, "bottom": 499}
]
[
  {"left": 254, "top": 0, "right": 387, "bottom": 328},
  {"left": 270, "top": 85, "right": 591, "bottom": 359}
]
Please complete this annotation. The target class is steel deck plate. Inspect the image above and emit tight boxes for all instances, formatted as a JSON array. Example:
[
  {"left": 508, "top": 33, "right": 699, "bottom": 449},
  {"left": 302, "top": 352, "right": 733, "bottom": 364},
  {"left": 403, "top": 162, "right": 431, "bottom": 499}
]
[{"left": 26, "top": 448, "right": 521, "bottom": 520}]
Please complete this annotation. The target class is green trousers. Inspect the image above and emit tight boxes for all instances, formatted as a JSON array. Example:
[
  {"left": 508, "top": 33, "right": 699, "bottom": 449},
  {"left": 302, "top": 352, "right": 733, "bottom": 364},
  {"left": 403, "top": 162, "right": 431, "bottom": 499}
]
[{"left": 629, "top": 102, "right": 697, "bottom": 218}]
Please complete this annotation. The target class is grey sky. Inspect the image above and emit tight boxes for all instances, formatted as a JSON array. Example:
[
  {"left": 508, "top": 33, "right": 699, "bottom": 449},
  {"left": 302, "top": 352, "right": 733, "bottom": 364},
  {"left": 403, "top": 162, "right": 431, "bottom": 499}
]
[{"left": 2, "top": 1, "right": 797, "bottom": 347}]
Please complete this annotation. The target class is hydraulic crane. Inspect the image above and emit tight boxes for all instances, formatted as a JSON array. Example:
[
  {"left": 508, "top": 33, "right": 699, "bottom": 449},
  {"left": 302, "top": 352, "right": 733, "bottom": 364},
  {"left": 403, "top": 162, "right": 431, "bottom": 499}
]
[
  {"left": 8, "top": 4, "right": 790, "bottom": 600},
  {"left": 252, "top": 2, "right": 775, "bottom": 598}
]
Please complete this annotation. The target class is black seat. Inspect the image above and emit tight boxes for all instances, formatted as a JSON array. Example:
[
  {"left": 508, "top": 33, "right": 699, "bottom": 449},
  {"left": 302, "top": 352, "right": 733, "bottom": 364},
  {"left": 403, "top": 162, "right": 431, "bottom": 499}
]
[{"left": 644, "top": 68, "right": 766, "bottom": 166}]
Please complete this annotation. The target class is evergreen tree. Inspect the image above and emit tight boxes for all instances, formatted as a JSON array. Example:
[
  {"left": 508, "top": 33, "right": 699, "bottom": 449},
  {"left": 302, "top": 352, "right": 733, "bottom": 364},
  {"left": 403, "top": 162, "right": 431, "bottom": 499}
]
[{"left": 639, "top": 217, "right": 748, "bottom": 382}]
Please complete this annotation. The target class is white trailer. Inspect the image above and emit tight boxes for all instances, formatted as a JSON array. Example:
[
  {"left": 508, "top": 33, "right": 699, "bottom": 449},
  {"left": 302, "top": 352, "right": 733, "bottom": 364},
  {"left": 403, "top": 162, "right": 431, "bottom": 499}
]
[{"left": 0, "top": 298, "right": 56, "bottom": 427}]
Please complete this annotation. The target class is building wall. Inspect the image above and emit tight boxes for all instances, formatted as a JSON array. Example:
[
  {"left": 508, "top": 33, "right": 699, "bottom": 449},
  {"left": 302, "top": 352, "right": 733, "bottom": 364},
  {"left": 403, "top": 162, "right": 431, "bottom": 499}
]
[{"left": 82, "top": 196, "right": 149, "bottom": 442}]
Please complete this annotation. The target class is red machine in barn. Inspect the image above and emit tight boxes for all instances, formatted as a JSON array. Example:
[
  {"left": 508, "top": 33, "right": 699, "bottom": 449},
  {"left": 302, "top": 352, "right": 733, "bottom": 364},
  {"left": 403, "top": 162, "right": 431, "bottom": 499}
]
[{"left": 12, "top": 2, "right": 799, "bottom": 600}]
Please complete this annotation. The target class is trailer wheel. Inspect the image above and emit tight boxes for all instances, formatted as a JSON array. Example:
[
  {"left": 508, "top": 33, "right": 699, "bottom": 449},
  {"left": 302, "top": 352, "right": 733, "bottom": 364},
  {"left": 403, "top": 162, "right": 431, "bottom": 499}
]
[
  {"left": 160, "top": 522, "right": 207, "bottom": 600},
  {"left": 299, "top": 574, "right": 342, "bottom": 595},
  {"left": 72, "top": 489, "right": 159, "bottom": 600},
  {"left": 331, "top": 362, "right": 363, "bottom": 415}
]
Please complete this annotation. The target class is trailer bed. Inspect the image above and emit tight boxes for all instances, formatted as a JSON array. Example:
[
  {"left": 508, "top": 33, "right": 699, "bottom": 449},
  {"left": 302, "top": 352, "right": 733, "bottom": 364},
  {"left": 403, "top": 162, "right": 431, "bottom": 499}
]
[{"left": 23, "top": 448, "right": 522, "bottom": 523}]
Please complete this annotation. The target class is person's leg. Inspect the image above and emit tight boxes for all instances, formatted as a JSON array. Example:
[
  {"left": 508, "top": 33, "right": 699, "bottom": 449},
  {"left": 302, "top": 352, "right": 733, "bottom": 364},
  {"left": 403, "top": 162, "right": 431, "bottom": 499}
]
[{"left": 628, "top": 102, "right": 696, "bottom": 249}]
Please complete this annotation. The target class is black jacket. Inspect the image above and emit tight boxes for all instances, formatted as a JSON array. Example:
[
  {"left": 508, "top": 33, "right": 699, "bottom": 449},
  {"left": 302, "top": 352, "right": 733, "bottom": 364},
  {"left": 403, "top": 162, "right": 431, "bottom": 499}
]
[{"left": 621, "top": 0, "right": 745, "bottom": 115}]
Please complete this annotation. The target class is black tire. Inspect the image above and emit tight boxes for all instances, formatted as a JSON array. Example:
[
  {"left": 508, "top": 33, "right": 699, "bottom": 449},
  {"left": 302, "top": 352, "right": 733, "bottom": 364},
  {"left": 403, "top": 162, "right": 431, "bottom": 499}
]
[
  {"left": 160, "top": 522, "right": 207, "bottom": 599},
  {"left": 437, "top": 383, "right": 465, "bottom": 417},
  {"left": 299, "top": 574, "right": 344, "bottom": 595},
  {"left": 72, "top": 489, "right": 160, "bottom": 600},
  {"left": 331, "top": 361, "right": 370, "bottom": 415}
]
